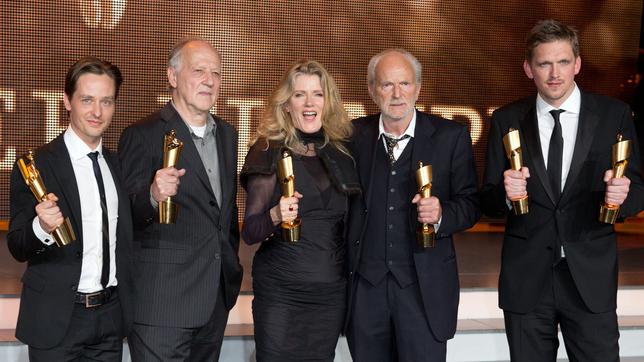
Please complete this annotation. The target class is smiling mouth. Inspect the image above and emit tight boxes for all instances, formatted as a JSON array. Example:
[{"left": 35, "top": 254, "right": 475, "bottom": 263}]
[{"left": 303, "top": 111, "right": 317, "bottom": 119}]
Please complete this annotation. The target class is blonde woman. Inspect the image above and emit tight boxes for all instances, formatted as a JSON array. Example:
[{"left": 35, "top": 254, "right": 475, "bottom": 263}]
[{"left": 240, "top": 60, "right": 359, "bottom": 362}]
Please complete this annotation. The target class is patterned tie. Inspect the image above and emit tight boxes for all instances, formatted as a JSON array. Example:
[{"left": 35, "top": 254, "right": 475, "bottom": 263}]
[
  {"left": 383, "top": 134, "right": 410, "bottom": 164},
  {"left": 87, "top": 151, "right": 110, "bottom": 289},
  {"left": 547, "top": 109, "right": 565, "bottom": 201}
]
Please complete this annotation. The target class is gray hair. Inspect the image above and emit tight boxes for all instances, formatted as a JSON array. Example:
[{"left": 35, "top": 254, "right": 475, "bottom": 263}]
[
  {"left": 367, "top": 48, "right": 422, "bottom": 85},
  {"left": 167, "top": 37, "right": 220, "bottom": 70}
]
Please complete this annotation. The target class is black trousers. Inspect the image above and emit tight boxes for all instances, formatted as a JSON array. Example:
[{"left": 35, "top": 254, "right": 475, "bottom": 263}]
[
  {"left": 29, "top": 290, "right": 124, "bottom": 362},
  {"left": 128, "top": 284, "right": 228, "bottom": 362},
  {"left": 347, "top": 273, "right": 446, "bottom": 362},
  {"left": 504, "top": 259, "right": 619, "bottom": 362}
]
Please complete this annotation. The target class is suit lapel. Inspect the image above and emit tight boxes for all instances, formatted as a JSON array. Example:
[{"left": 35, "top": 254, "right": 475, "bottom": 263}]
[
  {"left": 410, "top": 113, "right": 436, "bottom": 184},
  {"left": 44, "top": 134, "right": 83, "bottom": 238},
  {"left": 521, "top": 104, "right": 557, "bottom": 205},
  {"left": 357, "top": 116, "right": 380, "bottom": 212},
  {"left": 214, "top": 119, "right": 231, "bottom": 210},
  {"left": 409, "top": 113, "right": 436, "bottom": 231},
  {"left": 560, "top": 93, "right": 599, "bottom": 202}
]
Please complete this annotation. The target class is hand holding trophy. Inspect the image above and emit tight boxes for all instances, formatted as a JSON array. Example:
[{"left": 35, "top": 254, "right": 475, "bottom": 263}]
[
  {"left": 415, "top": 161, "right": 435, "bottom": 248},
  {"left": 17, "top": 151, "right": 76, "bottom": 247},
  {"left": 503, "top": 128, "right": 529, "bottom": 215},
  {"left": 599, "top": 134, "right": 632, "bottom": 224},
  {"left": 277, "top": 150, "right": 301, "bottom": 243},
  {"left": 159, "top": 130, "right": 184, "bottom": 224}
]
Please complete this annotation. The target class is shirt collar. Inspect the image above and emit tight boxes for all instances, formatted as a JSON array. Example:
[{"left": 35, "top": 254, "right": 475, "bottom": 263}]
[
  {"left": 536, "top": 83, "right": 581, "bottom": 117},
  {"left": 170, "top": 100, "right": 217, "bottom": 138},
  {"left": 378, "top": 110, "right": 416, "bottom": 139},
  {"left": 64, "top": 126, "right": 102, "bottom": 161}
]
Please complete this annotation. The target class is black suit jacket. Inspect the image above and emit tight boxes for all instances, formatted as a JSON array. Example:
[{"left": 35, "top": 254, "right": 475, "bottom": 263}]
[
  {"left": 118, "top": 102, "right": 242, "bottom": 328},
  {"left": 7, "top": 133, "right": 134, "bottom": 349},
  {"left": 481, "top": 91, "right": 644, "bottom": 314},
  {"left": 346, "top": 111, "right": 480, "bottom": 342}
]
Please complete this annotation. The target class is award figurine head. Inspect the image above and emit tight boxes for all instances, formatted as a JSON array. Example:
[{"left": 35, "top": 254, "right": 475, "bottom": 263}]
[{"left": 163, "top": 129, "right": 184, "bottom": 168}]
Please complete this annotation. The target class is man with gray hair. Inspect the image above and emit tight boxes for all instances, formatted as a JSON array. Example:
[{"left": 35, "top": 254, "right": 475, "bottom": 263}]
[
  {"left": 345, "top": 48, "right": 480, "bottom": 361},
  {"left": 118, "top": 37, "right": 242, "bottom": 361}
]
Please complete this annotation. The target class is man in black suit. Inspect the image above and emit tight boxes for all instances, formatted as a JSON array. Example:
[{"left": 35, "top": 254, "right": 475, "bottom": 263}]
[
  {"left": 118, "top": 37, "right": 242, "bottom": 361},
  {"left": 7, "top": 56, "right": 133, "bottom": 361},
  {"left": 346, "top": 48, "right": 480, "bottom": 361},
  {"left": 481, "top": 20, "right": 644, "bottom": 361}
]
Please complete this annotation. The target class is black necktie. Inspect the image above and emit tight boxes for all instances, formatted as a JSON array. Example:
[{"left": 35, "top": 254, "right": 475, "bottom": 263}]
[
  {"left": 383, "top": 134, "right": 410, "bottom": 164},
  {"left": 87, "top": 151, "right": 110, "bottom": 289},
  {"left": 547, "top": 109, "right": 565, "bottom": 201}
]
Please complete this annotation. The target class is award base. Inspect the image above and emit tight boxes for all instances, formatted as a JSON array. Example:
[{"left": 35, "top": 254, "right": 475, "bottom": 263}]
[
  {"left": 281, "top": 218, "right": 302, "bottom": 243},
  {"left": 417, "top": 224, "right": 435, "bottom": 248},
  {"left": 511, "top": 197, "right": 529, "bottom": 215},
  {"left": 599, "top": 203, "right": 620, "bottom": 224},
  {"left": 159, "top": 199, "right": 178, "bottom": 224},
  {"left": 52, "top": 217, "right": 76, "bottom": 247}
]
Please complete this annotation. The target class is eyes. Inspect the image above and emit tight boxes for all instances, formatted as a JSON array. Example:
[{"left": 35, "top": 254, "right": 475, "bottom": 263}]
[
  {"left": 80, "top": 97, "right": 114, "bottom": 106},
  {"left": 537, "top": 59, "right": 572, "bottom": 68},
  {"left": 292, "top": 91, "right": 324, "bottom": 99},
  {"left": 192, "top": 68, "right": 221, "bottom": 79},
  {"left": 380, "top": 81, "right": 413, "bottom": 91}
]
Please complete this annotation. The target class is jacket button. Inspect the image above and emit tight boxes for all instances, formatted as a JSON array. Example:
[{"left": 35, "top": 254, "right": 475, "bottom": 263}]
[
  {"left": 215, "top": 253, "right": 221, "bottom": 260},
  {"left": 209, "top": 200, "right": 216, "bottom": 207},
  {"left": 76, "top": 251, "right": 82, "bottom": 258},
  {"left": 355, "top": 240, "right": 360, "bottom": 245},
  {"left": 71, "top": 285, "right": 77, "bottom": 291},
  {"left": 363, "top": 209, "right": 368, "bottom": 214},
  {"left": 217, "top": 225, "right": 222, "bottom": 231}
]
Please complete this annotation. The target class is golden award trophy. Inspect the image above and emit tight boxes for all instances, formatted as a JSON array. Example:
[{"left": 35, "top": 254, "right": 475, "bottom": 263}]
[
  {"left": 599, "top": 134, "right": 632, "bottom": 224},
  {"left": 277, "top": 150, "right": 301, "bottom": 243},
  {"left": 159, "top": 130, "right": 184, "bottom": 224},
  {"left": 17, "top": 151, "right": 76, "bottom": 247},
  {"left": 415, "top": 161, "right": 435, "bottom": 248},
  {"left": 503, "top": 128, "right": 529, "bottom": 215}
]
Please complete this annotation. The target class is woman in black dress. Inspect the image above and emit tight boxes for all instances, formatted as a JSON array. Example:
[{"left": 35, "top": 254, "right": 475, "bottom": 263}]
[{"left": 240, "top": 60, "right": 359, "bottom": 362}]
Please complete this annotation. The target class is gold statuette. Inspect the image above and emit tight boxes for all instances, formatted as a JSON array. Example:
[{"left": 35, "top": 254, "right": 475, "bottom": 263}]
[
  {"left": 17, "top": 151, "right": 76, "bottom": 247},
  {"left": 599, "top": 134, "right": 632, "bottom": 224},
  {"left": 159, "top": 130, "right": 184, "bottom": 224},
  {"left": 415, "top": 161, "right": 435, "bottom": 248},
  {"left": 277, "top": 150, "right": 301, "bottom": 243},
  {"left": 503, "top": 128, "right": 529, "bottom": 215}
]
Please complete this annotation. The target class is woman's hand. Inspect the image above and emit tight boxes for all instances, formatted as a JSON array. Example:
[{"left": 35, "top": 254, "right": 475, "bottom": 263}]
[{"left": 270, "top": 191, "right": 303, "bottom": 225}]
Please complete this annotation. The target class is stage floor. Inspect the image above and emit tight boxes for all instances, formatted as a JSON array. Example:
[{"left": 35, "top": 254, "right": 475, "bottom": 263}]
[{"left": 1, "top": 230, "right": 642, "bottom": 296}]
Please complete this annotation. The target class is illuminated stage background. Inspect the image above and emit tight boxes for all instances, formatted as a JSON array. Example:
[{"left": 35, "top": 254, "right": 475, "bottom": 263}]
[{"left": 0, "top": 1, "right": 642, "bottom": 220}]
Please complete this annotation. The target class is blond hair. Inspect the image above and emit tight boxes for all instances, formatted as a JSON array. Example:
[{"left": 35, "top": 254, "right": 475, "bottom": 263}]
[{"left": 252, "top": 60, "right": 352, "bottom": 153}]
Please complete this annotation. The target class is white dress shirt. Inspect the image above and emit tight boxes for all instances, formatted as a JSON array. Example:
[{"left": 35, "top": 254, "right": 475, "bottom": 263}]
[
  {"left": 536, "top": 84, "right": 581, "bottom": 192},
  {"left": 32, "top": 127, "right": 119, "bottom": 292}
]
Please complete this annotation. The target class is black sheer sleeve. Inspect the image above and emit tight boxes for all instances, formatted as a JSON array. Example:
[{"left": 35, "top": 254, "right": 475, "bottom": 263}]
[{"left": 241, "top": 172, "right": 280, "bottom": 245}]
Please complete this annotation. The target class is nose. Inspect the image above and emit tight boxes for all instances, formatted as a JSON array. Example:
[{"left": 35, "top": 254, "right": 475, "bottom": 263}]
[
  {"left": 92, "top": 101, "right": 102, "bottom": 117},
  {"left": 550, "top": 64, "right": 559, "bottom": 79},
  {"left": 203, "top": 72, "right": 214, "bottom": 86},
  {"left": 392, "top": 84, "right": 401, "bottom": 98}
]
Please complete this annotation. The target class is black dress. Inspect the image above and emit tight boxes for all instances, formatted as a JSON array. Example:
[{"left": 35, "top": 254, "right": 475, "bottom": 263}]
[{"left": 241, "top": 139, "right": 359, "bottom": 362}]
